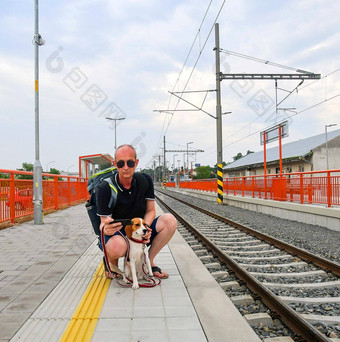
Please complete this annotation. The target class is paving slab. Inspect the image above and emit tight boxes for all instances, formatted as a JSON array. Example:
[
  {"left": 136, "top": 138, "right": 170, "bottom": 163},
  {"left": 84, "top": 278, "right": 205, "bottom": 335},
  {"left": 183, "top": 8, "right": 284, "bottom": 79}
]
[{"left": 0, "top": 204, "right": 95, "bottom": 341}]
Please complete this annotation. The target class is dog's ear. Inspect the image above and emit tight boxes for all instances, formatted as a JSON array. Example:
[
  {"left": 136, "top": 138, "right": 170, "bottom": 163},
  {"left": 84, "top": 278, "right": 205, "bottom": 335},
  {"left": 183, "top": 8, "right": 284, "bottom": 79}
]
[{"left": 125, "top": 225, "right": 132, "bottom": 239}]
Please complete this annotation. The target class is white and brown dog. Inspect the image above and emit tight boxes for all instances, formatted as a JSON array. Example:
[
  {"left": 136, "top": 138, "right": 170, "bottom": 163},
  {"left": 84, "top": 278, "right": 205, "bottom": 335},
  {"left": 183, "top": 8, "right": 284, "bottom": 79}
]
[{"left": 123, "top": 218, "right": 153, "bottom": 289}]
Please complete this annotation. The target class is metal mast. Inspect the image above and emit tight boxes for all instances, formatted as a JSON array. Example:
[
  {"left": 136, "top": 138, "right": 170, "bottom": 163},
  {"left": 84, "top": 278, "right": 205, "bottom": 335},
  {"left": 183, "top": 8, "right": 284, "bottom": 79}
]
[
  {"left": 215, "top": 23, "right": 224, "bottom": 204},
  {"left": 33, "top": 0, "right": 44, "bottom": 224}
]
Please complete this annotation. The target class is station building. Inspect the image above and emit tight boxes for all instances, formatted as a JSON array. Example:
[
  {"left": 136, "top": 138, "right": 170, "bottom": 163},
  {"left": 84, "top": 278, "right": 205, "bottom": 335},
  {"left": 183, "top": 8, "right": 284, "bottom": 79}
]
[{"left": 224, "top": 129, "right": 340, "bottom": 177}]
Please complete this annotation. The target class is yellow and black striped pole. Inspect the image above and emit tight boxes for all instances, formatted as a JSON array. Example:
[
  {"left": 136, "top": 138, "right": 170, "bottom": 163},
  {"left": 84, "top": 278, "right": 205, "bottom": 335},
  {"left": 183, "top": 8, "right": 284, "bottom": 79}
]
[
  {"left": 217, "top": 164, "right": 223, "bottom": 203},
  {"left": 215, "top": 24, "right": 224, "bottom": 204}
]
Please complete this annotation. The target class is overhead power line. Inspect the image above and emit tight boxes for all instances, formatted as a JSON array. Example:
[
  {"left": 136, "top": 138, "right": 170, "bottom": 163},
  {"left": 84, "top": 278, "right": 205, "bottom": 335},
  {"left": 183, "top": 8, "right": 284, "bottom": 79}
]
[
  {"left": 219, "top": 49, "right": 314, "bottom": 74},
  {"left": 155, "top": 0, "right": 227, "bottom": 157}
]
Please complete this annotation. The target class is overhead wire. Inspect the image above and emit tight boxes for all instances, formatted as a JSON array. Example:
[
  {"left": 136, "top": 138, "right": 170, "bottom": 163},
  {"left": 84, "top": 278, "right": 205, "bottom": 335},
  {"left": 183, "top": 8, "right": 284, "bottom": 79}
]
[
  {"left": 155, "top": 0, "right": 214, "bottom": 153},
  {"left": 154, "top": 0, "right": 227, "bottom": 157},
  {"left": 195, "top": 69, "right": 340, "bottom": 162}
]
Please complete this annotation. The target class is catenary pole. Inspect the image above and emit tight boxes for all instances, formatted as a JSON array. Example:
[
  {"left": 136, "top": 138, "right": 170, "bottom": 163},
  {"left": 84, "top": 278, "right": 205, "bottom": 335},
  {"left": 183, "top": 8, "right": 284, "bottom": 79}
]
[
  {"left": 215, "top": 23, "right": 223, "bottom": 204},
  {"left": 163, "top": 136, "right": 166, "bottom": 188},
  {"left": 33, "top": 0, "right": 43, "bottom": 224}
]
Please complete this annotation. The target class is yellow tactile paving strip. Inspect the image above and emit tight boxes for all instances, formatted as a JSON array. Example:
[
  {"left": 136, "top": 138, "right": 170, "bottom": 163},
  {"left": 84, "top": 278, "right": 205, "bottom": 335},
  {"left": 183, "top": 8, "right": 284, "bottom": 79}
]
[{"left": 59, "top": 261, "right": 110, "bottom": 342}]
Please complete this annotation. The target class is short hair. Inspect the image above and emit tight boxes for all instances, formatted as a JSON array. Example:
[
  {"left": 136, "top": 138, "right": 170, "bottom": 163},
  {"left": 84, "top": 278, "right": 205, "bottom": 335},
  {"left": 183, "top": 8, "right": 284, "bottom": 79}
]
[{"left": 115, "top": 144, "right": 137, "bottom": 160}]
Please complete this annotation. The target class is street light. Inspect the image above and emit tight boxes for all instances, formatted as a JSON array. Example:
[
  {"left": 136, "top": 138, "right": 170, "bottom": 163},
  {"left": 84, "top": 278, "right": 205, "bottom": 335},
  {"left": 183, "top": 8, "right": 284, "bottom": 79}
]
[
  {"left": 187, "top": 142, "right": 193, "bottom": 175},
  {"left": 173, "top": 154, "right": 178, "bottom": 171},
  {"left": 46, "top": 161, "right": 55, "bottom": 173},
  {"left": 33, "top": 0, "right": 45, "bottom": 225},
  {"left": 325, "top": 124, "right": 337, "bottom": 170},
  {"left": 105, "top": 117, "right": 126, "bottom": 152}
]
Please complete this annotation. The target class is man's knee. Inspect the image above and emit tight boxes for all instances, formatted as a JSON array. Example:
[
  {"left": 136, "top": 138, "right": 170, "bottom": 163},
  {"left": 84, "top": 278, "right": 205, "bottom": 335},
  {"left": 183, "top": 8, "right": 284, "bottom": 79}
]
[
  {"left": 106, "top": 236, "right": 127, "bottom": 258},
  {"left": 157, "top": 213, "right": 177, "bottom": 234}
]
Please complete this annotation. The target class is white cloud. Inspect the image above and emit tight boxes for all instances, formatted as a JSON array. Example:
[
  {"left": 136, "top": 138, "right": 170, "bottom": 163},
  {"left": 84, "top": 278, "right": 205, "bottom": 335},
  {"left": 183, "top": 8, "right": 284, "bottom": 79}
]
[{"left": 0, "top": 0, "right": 339, "bottom": 172}]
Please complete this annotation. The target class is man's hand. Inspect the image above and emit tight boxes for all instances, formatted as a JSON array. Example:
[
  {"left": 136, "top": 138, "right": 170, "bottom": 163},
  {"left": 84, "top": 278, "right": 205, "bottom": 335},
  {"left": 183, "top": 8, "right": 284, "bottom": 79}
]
[
  {"left": 101, "top": 217, "right": 124, "bottom": 236},
  {"left": 143, "top": 226, "right": 152, "bottom": 244}
]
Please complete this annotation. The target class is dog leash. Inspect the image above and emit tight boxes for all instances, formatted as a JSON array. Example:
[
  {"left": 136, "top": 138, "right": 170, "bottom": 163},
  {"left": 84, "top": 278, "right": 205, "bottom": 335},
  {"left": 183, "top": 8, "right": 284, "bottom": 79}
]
[{"left": 100, "top": 227, "right": 160, "bottom": 288}]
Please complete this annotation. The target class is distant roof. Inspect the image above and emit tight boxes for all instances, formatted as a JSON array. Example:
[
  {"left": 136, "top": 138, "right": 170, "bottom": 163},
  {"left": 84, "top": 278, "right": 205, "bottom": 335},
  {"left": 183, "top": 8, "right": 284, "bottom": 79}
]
[
  {"left": 78, "top": 153, "right": 114, "bottom": 178},
  {"left": 224, "top": 129, "right": 340, "bottom": 171},
  {"left": 79, "top": 153, "right": 114, "bottom": 167}
]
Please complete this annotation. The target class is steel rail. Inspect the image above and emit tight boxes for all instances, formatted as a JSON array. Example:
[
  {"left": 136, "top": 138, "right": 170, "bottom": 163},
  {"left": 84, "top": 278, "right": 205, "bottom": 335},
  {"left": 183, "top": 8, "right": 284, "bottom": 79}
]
[
  {"left": 156, "top": 193, "right": 332, "bottom": 342},
  {"left": 157, "top": 190, "right": 340, "bottom": 277}
]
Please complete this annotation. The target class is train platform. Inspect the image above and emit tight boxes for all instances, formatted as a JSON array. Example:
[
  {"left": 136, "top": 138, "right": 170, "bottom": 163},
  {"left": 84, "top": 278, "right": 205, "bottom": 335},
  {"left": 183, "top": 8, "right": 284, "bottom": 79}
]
[{"left": 0, "top": 202, "right": 260, "bottom": 342}]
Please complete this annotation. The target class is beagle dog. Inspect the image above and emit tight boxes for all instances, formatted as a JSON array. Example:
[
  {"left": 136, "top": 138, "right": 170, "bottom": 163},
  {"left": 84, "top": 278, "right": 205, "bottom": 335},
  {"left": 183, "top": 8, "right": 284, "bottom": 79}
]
[{"left": 124, "top": 218, "right": 153, "bottom": 289}]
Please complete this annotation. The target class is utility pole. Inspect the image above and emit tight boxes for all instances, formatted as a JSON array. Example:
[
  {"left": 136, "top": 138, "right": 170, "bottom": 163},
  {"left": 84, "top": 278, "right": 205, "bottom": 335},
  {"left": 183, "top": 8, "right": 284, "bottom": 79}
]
[
  {"left": 158, "top": 155, "right": 161, "bottom": 182},
  {"left": 163, "top": 136, "right": 166, "bottom": 186},
  {"left": 215, "top": 23, "right": 223, "bottom": 204},
  {"left": 33, "top": 0, "right": 45, "bottom": 224}
]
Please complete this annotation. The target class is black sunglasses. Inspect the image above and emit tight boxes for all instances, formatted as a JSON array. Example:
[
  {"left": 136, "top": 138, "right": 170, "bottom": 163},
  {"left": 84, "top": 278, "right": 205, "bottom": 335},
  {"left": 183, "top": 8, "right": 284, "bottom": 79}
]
[{"left": 116, "top": 159, "right": 136, "bottom": 168}]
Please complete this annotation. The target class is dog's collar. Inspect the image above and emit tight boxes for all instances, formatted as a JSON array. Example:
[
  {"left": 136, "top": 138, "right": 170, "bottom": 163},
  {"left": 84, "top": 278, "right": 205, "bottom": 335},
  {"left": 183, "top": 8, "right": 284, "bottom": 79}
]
[{"left": 129, "top": 237, "right": 145, "bottom": 244}]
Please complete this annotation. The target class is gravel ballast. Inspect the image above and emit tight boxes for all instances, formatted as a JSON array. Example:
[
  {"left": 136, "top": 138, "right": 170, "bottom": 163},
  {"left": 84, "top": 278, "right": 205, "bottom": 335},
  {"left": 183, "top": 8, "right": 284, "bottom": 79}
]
[{"left": 161, "top": 188, "right": 340, "bottom": 264}]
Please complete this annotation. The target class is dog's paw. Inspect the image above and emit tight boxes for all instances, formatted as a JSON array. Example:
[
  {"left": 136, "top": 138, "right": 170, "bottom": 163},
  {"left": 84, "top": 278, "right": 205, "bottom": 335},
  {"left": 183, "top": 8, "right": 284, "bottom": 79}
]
[
  {"left": 143, "top": 274, "right": 152, "bottom": 282},
  {"left": 132, "top": 282, "right": 139, "bottom": 290},
  {"left": 123, "top": 276, "right": 129, "bottom": 284}
]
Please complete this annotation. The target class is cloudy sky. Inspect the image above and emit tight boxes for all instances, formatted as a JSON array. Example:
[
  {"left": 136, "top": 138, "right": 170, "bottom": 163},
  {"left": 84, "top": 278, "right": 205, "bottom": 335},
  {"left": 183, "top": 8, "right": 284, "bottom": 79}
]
[{"left": 1, "top": 0, "right": 339, "bottom": 174}]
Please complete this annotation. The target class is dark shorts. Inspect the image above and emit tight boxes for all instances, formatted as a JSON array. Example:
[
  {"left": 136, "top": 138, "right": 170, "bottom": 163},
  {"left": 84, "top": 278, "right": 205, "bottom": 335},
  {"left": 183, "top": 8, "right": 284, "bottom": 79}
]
[{"left": 98, "top": 216, "right": 160, "bottom": 251}]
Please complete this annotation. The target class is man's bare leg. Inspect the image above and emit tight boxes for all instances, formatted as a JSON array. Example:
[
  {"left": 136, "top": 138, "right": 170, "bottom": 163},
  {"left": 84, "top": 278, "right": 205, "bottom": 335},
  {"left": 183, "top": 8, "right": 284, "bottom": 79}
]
[
  {"left": 104, "top": 235, "right": 127, "bottom": 278},
  {"left": 148, "top": 213, "right": 177, "bottom": 278}
]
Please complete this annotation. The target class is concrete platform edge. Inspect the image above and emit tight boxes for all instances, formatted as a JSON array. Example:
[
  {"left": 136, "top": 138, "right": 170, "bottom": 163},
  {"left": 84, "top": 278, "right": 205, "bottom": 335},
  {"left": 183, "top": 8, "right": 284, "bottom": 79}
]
[
  {"left": 162, "top": 187, "right": 340, "bottom": 232},
  {"left": 168, "top": 230, "right": 261, "bottom": 342}
]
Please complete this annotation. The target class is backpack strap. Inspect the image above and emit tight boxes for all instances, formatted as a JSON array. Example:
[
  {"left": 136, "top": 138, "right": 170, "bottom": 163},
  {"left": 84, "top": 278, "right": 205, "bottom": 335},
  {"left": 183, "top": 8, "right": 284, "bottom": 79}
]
[{"left": 103, "top": 177, "right": 118, "bottom": 208}]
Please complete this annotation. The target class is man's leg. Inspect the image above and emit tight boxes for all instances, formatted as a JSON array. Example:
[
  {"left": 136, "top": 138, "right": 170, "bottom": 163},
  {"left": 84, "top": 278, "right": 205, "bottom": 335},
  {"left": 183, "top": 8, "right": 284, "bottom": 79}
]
[
  {"left": 148, "top": 213, "right": 177, "bottom": 278},
  {"left": 104, "top": 235, "right": 127, "bottom": 277}
]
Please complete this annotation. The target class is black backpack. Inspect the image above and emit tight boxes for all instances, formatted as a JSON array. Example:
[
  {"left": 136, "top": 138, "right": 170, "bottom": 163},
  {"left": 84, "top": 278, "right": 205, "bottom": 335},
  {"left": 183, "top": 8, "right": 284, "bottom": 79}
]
[{"left": 85, "top": 167, "right": 149, "bottom": 235}]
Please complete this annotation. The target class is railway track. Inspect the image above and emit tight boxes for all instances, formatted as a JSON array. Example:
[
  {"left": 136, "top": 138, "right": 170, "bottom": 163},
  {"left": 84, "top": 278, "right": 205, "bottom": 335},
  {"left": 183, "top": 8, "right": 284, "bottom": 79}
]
[{"left": 155, "top": 189, "right": 340, "bottom": 342}]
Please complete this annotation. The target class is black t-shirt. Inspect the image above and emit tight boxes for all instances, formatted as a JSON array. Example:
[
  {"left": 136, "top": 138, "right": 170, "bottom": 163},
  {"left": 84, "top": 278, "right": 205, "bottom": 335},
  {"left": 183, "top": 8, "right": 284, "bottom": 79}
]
[{"left": 96, "top": 172, "right": 155, "bottom": 219}]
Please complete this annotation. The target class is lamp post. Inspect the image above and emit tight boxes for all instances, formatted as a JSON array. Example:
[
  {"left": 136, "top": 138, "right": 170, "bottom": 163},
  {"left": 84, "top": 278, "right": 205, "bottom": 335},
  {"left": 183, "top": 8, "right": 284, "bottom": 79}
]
[
  {"left": 187, "top": 141, "right": 193, "bottom": 176},
  {"left": 105, "top": 117, "right": 126, "bottom": 152},
  {"left": 33, "top": 0, "right": 45, "bottom": 224},
  {"left": 173, "top": 154, "right": 178, "bottom": 171},
  {"left": 325, "top": 124, "right": 337, "bottom": 170},
  {"left": 46, "top": 161, "right": 55, "bottom": 173}
]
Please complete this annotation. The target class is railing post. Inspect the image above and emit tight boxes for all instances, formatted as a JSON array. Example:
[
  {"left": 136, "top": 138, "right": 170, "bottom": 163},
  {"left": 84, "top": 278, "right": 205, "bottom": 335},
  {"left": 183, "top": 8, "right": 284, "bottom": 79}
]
[
  {"left": 327, "top": 171, "right": 332, "bottom": 207},
  {"left": 264, "top": 174, "right": 267, "bottom": 200},
  {"left": 54, "top": 176, "right": 58, "bottom": 210},
  {"left": 10, "top": 172, "right": 15, "bottom": 223},
  {"left": 242, "top": 177, "right": 244, "bottom": 197},
  {"left": 252, "top": 176, "right": 255, "bottom": 198},
  {"left": 67, "top": 177, "right": 71, "bottom": 206},
  {"left": 299, "top": 173, "right": 304, "bottom": 204}
]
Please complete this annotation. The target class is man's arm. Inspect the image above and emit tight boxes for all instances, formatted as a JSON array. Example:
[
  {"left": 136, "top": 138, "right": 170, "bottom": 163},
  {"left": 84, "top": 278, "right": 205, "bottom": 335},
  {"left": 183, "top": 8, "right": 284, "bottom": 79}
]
[{"left": 144, "top": 199, "right": 156, "bottom": 227}]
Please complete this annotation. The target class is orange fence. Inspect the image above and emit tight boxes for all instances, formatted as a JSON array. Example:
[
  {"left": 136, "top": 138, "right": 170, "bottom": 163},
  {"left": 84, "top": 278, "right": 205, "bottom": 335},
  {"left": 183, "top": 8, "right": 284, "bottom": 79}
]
[
  {"left": 177, "top": 170, "right": 340, "bottom": 207},
  {"left": 0, "top": 169, "right": 88, "bottom": 225}
]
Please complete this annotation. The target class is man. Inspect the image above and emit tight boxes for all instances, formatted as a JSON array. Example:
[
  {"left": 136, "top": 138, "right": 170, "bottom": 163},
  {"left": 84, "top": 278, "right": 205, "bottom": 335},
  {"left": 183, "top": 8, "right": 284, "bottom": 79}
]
[{"left": 96, "top": 144, "right": 177, "bottom": 279}]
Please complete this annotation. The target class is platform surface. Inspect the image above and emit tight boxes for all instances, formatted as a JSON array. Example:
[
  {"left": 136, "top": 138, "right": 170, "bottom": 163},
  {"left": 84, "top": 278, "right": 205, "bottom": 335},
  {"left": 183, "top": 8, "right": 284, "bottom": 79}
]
[{"left": 1, "top": 202, "right": 260, "bottom": 342}]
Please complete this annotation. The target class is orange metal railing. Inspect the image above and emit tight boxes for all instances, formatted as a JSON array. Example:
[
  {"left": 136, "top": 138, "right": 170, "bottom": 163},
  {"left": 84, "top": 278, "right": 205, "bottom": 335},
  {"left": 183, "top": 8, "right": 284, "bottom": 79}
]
[
  {"left": 177, "top": 170, "right": 340, "bottom": 207},
  {"left": 0, "top": 169, "right": 88, "bottom": 225}
]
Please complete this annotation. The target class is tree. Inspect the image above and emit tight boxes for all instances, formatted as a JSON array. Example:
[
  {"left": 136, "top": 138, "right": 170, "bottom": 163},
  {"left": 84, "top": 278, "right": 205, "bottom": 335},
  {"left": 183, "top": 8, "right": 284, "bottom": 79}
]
[
  {"left": 233, "top": 152, "right": 243, "bottom": 161},
  {"left": 49, "top": 168, "right": 60, "bottom": 175},
  {"left": 194, "top": 166, "right": 214, "bottom": 179},
  {"left": 0, "top": 173, "right": 9, "bottom": 179},
  {"left": 17, "top": 162, "right": 34, "bottom": 179}
]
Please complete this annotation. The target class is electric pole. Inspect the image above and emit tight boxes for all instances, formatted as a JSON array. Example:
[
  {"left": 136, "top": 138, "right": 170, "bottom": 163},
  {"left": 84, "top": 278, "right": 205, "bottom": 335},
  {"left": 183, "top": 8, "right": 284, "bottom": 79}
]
[
  {"left": 33, "top": 0, "right": 44, "bottom": 224},
  {"left": 215, "top": 23, "right": 224, "bottom": 204}
]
